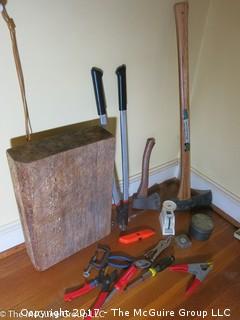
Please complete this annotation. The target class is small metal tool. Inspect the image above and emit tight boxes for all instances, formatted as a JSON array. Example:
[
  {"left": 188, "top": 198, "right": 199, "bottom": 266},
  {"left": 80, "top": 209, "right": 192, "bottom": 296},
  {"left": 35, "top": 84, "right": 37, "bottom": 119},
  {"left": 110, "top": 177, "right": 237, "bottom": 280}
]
[
  {"left": 175, "top": 234, "right": 192, "bottom": 249},
  {"left": 83, "top": 245, "right": 110, "bottom": 278},
  {"left": 144, "top": 237, "right": 172, "bottom": 262},
  {"left": 126, "top": 256, "right": 175, "bottom": 291},
  {"left": 84, "top": 245, "right": 134, "bottom": 277}
]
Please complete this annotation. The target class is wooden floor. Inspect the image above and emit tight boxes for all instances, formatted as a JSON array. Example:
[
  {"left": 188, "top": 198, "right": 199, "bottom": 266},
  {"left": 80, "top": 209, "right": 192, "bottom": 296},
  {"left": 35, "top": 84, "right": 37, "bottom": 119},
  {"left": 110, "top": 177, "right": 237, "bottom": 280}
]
[{"left": 1, "top": 183, "right": 240, "bottom": 319}]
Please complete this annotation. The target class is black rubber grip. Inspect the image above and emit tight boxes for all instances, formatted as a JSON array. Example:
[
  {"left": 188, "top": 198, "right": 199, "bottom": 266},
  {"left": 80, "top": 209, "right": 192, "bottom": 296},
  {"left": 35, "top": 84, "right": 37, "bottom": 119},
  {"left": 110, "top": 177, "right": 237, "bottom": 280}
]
[
  {"left": 155, "top": 256, "right": 175, "bottom": 273},
  {"left": 116, "top": 65, "right": 127, "bottom": 111},
  {"left": 91, "top": 67, "right": 106, "bottom": 116}
]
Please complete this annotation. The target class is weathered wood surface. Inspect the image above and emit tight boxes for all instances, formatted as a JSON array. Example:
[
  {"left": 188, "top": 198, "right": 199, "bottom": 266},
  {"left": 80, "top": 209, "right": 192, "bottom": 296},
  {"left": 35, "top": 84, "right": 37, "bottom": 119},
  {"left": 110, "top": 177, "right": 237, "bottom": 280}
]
[{"left": 7, "top": 124, "right": 115, "bottom": 271}]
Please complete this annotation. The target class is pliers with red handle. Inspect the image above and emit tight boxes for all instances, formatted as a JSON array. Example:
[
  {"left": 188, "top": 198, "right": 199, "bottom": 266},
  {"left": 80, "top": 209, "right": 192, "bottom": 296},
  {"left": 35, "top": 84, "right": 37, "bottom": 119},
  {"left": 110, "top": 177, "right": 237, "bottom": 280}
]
[
  {"left": 64, "top": 278, "right": 99, "bottom": 302},
  {"left": 103, "top": 258, "right": 152, "bottom": 305},
  {"left": 169, "top": 262, "right": 213, "bottom": 296},
  {"left": 84, "top": 270, "right": 118, "bottom": 320},
  {"left": 64, "top": 270, "right": 118, "bottom": 320}
]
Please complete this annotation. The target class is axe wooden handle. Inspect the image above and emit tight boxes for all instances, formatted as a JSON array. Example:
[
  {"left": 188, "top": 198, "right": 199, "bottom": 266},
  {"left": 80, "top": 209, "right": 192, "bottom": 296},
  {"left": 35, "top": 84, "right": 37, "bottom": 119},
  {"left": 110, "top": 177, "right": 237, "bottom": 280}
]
[
  {"left": 137, "top": 138, "right": 155, "bottom": 198},
  {"left": 174, "top": 2, "right": 191, "bottom": 200}
]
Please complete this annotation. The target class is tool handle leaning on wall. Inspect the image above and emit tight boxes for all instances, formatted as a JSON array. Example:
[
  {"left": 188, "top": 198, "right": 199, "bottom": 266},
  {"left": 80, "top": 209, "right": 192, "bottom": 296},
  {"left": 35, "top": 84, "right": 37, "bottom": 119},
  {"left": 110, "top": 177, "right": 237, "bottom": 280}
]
[
  {"left": 116, "top": 65, "right": 129, "bottom": 203},
  {"left": 91, "top": 67, "right": 121, "bottom": 207},
  {"left": 91, "top": 67, "right": 108, "bottom": 126},
  {"left": 174, "top": 1, "right": 191, "bottom": 200},
  {"left": 137, "top": 137, "right": 156, "bottom": 198}
]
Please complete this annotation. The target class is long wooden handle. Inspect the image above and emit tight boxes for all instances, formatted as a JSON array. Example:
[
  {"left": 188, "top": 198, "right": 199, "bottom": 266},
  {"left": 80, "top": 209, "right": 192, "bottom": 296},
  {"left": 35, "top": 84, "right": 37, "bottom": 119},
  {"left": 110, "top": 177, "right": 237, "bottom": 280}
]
[
  {"left": 174, "top": 2, "right": 191, "bottom": 200},
  {"left": 137, "top": 138, "right": 155, "bottom": 198}
]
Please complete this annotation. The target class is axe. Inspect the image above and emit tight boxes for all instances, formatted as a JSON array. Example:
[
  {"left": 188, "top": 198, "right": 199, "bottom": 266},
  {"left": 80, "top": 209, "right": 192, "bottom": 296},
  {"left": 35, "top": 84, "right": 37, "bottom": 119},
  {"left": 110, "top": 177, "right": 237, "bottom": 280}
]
[
  {"left": 173, "top": 2, "right": 212, "bottom": 210},
  {"left": 132, "top": 138, "right": 160, "bottom": 211}
]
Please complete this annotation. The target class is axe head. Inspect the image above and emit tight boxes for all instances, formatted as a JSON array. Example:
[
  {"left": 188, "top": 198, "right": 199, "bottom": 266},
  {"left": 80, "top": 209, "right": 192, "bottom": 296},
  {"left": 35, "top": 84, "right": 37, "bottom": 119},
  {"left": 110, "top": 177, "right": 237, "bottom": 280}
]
[
  {"left": 132, "top": 192, "right": 161, "bottom": 211},
  {"left": 174, "top": 189, "right": 212, "bottom": 211}
]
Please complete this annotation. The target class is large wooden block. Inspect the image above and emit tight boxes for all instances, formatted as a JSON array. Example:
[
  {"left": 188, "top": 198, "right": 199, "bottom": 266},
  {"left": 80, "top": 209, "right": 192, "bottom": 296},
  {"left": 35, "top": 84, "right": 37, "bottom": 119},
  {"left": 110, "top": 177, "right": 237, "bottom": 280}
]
[{"left": 7, "top": 124, "right": 115, "bottom": 271}]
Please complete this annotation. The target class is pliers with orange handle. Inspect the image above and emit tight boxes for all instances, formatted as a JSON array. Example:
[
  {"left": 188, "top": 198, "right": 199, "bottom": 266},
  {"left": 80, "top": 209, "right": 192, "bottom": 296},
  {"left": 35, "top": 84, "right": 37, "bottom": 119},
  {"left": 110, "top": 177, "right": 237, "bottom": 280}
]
[{"left": 169, "top": 262, "right": 213, "bottom": 296}]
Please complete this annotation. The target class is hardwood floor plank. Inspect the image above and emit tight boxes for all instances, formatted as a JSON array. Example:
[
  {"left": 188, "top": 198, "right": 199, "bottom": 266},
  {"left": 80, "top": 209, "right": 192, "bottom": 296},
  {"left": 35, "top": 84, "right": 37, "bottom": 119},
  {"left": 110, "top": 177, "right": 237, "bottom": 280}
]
[{"left": 0, "top": 183, "right": 239, "bottom": 320}]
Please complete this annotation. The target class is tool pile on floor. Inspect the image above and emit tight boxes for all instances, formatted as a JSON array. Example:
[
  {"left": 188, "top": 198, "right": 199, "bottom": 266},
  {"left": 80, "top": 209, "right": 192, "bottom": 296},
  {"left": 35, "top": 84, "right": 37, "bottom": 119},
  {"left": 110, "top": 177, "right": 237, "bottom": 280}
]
[
  {"left": 3, "top": 0, "right": 217, "bottom": 299},
  {"left": 63, "top": 2, "right": 216, "bottom": 316},
  {"left": 64, "top": 238, "right": 213, "bottom": 319}
]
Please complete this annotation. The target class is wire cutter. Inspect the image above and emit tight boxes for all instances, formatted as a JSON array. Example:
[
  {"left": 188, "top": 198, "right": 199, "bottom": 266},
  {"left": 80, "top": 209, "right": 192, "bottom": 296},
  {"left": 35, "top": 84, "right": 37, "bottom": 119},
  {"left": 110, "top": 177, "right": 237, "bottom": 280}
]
[
  {"left": 102, "top": 258, "right": 151, "bottom": 306},
  {"left": 84, "top": 270, "right": 118, "bottom": 320},
  {"left": 169, "top": 262, "right": 213, "bottom": 296},
  {"left": 64, "top": 269, "right": 118, "bottom": 320},
  {"left": 103, "top": 237, "right": 172, "bottom": 305}
]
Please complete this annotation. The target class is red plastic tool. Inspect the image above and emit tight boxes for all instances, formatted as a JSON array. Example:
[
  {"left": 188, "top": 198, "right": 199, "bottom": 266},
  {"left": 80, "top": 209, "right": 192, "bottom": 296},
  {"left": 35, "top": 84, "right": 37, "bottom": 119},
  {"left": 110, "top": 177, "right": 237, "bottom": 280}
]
[
  {"left": 169, "top": 262, "right": 213, "bottom": 296},
  {"left": 84, "top": 291, "right": 109, "bottom": 320},
  {"left": 104, "top": 257, "right": 151, "bottom": 305},
  {"left": 65, "top": 270, "right": 117, "bottom": 320},
  {"left": 119, "top": 229, "right": 155, "bottom": 244},
  {"left": 64, "top": 280, "right": 98, "bottom": 302},
  {"left": 114, "top": 264, "right": 138, "bottom": 291}
]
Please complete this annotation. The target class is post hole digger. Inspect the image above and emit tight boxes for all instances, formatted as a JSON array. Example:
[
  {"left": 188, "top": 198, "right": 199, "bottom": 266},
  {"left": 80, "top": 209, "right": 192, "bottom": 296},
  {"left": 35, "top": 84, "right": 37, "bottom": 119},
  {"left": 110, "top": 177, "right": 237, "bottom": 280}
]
[
  {"left": 91, "top": 65, "right": 129, "bottom": 231},
  {"left": 173, "top": 2, "right": 212, "bottom": 211}
]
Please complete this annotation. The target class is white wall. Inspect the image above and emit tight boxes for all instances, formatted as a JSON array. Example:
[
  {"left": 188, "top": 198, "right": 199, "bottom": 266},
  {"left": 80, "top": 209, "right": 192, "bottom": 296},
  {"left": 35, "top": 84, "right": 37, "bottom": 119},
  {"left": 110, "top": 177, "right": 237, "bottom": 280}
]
[
  {"left": 0, "top": 0, "right": 209, "bottom": 229},
  {"left": 191, "top": 0, "right": 240, "bottom": 200}
]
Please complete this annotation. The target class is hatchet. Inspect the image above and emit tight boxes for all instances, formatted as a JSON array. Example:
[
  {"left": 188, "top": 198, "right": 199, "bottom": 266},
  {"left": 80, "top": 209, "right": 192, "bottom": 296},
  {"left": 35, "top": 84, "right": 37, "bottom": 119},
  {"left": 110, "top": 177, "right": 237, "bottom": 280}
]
[{"left": 132, "top": 138, "right": 160, "bottom": 211}]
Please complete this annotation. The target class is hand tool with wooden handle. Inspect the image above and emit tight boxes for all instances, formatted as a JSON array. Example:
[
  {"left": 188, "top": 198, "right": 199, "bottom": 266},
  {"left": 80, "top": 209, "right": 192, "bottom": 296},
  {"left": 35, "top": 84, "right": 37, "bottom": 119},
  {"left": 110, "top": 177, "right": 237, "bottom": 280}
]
[
  {"left": 132, "top": 138, "right": 160, "bottom": 210},
  {"left": 173, "top": 2, "right": 212, "bottom": 210},
  {"left": 175, "top": 1, "right": 191, "bottom": 200}
]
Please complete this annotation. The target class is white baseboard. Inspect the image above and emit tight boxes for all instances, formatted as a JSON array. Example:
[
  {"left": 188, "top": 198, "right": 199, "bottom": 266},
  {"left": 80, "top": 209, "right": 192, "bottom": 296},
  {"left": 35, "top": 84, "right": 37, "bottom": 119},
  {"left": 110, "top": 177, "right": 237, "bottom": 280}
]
[
  {"left": 191, "top": 168, "right": 240, "bottom": 223},
  {"left": 0, "top": 220, "right": 24, "bottom": 252},
  {"left": 1, "top": 159, "right": 239, "bottom": 253},
  {"left": 128, "top": 159, "right": 179, "bottom": 195},
  {"left": 0, "top": 159, "right": 178, "bottom": 254}
]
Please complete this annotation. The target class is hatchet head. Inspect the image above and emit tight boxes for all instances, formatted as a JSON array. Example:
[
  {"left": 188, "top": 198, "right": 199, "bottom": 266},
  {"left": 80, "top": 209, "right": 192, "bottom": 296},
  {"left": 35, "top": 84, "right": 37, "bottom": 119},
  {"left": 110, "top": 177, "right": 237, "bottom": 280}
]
[
  {"left": 132, "top": 192, "right": 161, "bottom": 211},
  {"left": 173, "top": 189, "right": 212, "bottom": 211}
]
